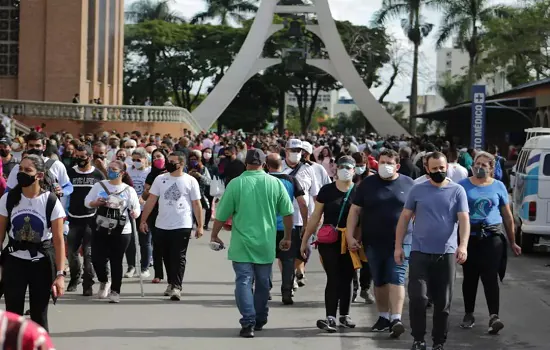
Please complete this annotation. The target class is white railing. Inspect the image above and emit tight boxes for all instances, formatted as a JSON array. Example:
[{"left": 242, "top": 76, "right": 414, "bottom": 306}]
[{"left": 0, "top": 99, "right": 202, "bottom": 134}]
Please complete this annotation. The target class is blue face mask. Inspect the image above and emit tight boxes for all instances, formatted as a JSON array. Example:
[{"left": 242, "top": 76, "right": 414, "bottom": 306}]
[{"left": 107, "top": 169, "right": 120, "bottom": 180}]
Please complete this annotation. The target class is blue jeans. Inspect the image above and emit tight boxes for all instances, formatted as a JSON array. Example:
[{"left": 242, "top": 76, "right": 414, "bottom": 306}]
[{"left": 232, "top": 262, "right": 272, "bottom": 327}]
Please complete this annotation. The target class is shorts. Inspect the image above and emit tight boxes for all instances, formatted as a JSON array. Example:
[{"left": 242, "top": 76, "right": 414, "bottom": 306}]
[
  {"left": 276, "top": 230, "right": 297, "bottom": 260},
  {"left": 292, "top": 226, "right": 310, "bottom": 262},
  {"left": 366, "top": 244, "right": 411, "bottom": 287}
]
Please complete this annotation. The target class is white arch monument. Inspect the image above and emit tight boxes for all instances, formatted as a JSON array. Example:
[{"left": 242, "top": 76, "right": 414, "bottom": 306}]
[{"left": 192, "top": 0, "right": 409, "bottom": 136}]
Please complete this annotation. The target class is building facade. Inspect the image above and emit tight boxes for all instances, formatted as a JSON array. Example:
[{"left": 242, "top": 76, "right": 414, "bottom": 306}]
[
  {"left": 0, "top": 0, "right": 124, "bottom": 105},
  {"left": 285, "top": 90, "right": 338, "bottom": 117}
]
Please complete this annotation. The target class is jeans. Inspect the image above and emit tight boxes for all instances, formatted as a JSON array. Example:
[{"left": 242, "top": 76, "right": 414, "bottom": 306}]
[
  {"left": 92, "top": 230, "right": 132, "bottom": 294},
  {"left": 462, "top": 235, "right": 503, "bottom": 315},
  {"left": 156, "top": 227, "right": 191, "bottom": 289},
  {"left": 408, "top": 252, "right": 456, "bottom": 345},
  {"left": 275, "top": 230, "right": 295, "bottom": 295},
  {"left": 367, "top": 244, "right": 411, "bottom": 287},
  {"left": 233, "top": 262, "right": 272, "bottom": 327},
  {"left": 318, "top": 241, "right": 355, "bottom": 318},
  {"left": 125, "top": 215, "right": 152, "bottom": 272},
  {"left": 3, "top": 255, "right": 52, "bottom": 331},
  {"left": 67, "top": 218, "right": 96, "bottom": 288}
]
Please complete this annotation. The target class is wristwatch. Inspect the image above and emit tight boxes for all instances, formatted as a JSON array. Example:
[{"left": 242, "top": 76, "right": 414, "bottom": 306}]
[{"left": 56, "top": 270, "right": 65, "bottom": 277}]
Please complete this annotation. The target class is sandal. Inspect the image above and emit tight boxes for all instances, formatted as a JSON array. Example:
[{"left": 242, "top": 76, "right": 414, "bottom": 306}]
[{"left": 152, "top": 278, "right": 162, "bottom": 284}]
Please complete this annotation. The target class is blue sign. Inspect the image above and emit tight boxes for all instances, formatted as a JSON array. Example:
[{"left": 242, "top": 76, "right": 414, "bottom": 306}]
[{"left": 470, "top": 85, "right": 486, "bottom": 150}]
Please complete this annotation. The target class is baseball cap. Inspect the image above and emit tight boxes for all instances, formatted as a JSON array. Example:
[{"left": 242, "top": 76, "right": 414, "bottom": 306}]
[
  {"left": 245, "top": 149, "right": 266, "bottom": 166},
  {"left": 285, "top": 138, "right": 302, "bottom": 149},
  {"left": 337, "top": 155, "right": 356, "bottom": 168},
  {"left": 0, "top": 136, "right": 12, "bottom": 146},
  {"left": 301, "top": 141, "right": 313, "bottom": 155}
]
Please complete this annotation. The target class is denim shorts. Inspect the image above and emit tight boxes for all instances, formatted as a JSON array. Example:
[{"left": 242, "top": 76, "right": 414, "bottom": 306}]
[{"left": 366, "top": 244, "right": 411, "bottom": 287}]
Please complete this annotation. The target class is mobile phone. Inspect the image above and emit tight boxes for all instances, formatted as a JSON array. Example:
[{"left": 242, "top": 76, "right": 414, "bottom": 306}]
[{"left": 51, "top": 285, "right": 58, "bottom": 305}]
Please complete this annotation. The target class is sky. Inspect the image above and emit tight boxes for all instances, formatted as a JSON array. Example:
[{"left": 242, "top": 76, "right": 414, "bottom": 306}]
[{"left": 128, "top": 0, "right": 519, "bottom": 103}]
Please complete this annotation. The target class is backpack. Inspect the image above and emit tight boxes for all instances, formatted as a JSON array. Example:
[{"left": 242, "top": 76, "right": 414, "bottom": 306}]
[
  {"left": 43, "top": 158, "right": 60, "bottom": 197},
  {"left": 494, "top": 156, "right": 503, "bottom": 180},
  {"left": 6, "top": 191, "right": 57, "bottom": 242},
  {"left": 95, "top": 181, "right": 130, "bottom": 235}
]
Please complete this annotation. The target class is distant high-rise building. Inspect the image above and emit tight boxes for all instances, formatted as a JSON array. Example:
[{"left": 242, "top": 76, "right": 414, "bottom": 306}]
[{"left": 0, "top": 0, "right": 124, "bottom": 105}]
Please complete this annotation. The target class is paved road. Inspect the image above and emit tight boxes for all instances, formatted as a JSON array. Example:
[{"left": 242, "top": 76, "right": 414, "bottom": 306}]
[{"left": 45, "top": 232, "right": 550, "bottom": 350}]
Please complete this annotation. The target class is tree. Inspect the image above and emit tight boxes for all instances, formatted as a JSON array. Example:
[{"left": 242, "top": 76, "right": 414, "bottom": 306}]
[
  {"left": 191, "top": 0, "right": 258, "bottom": 25},
  {"left": 125, "top": 0, "right": 183, "bottom": 23},
  {"left": 378, "top": 39, "right": 409, "bottom": 104},
  {"left": 373, "top": 0, "right": 434, "bottom": 135},
  {"left": 436, "top": 72, "right": 468, "bottom": 106}
]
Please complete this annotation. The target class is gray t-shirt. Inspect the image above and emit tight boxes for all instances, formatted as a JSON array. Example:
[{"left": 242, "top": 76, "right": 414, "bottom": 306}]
[{"left": 405, "top": 181, "right": 469, "bottom": 254}]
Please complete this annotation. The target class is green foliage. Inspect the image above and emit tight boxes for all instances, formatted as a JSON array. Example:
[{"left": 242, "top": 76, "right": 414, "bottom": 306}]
[
  {"left": 436, "top": 72, "right": 468, "bottom": 106},
  {"left": 191, "top": 0, "right": 258, "bottom": 25}
]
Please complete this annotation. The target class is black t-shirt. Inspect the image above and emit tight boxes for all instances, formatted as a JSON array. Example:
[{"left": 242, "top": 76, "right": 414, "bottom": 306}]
[
  {"left": 224, "top": 158, "right": 246, "bottom": 186},
  {"left": 316, "top": 182, "right": 356, "bottom": 228},
  {"left": 353, "top": 174, "right": 414, "bottom": 247},
  {"left": 67, "top": 166, "right": 106, "bottom": 219},
  {"left": 145, "top": 170, "right": 167, "bottom": 223}
]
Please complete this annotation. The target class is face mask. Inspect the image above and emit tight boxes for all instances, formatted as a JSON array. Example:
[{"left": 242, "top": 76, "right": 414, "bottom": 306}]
[
  {"left": 190, "top": 160, "right": 199, "bottom": 168},
  {"left": 355, "top": 166, "right": 366, "bottom": 175},
  {"left": 77, "top": 158, "right": 89, "bottom": 168},
  {"left": 428, "top": 171, "right": 447, "bottom": 184},
  {"left": 11, "top": 142, "right": 20, "bottom": 150},
  {"left": 378, "top": 164, "right": 396, "bottom": 179},
  {"left": 288, "top": 152, "right": 301, "bottom": 163},
  {"left": 126, "top": 147, "right": 135, "bottom": 154},
  {"left": 337, "top": 168, "right": 353, "bottom": 181},
  {"left": 93, "top": 154, "right": 105, "bottom": 160},
  {"left": 17, "top": 172, "right": 36, "bottom": 187},
  {"left": 166, "top": 162, "right": 179, "bottom": 173},
  {"left": 133, "top": 161, "right": 143, "bottom": 169},
  {"left": 0, "top": 149, "right": 8, "bottom": 157},
  {"left": 474, "top": 166, "right": 487, "bottom": 179},
  {"left": 27, "top": 148, "right": 43, "bottom": 156},
  {"left": 153, "top": 158, "right": 165, "bottom": 169},
  {"left": 107, "top": 169, "right": 120, "bottom": 180},
  {"left": 203, "top": 153, "right": 212, "bottom": 160}
]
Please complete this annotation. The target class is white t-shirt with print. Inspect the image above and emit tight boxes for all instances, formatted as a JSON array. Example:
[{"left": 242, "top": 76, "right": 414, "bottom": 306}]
[
  {"left": 0, "top": 191, "right": 65, "bottom": 260},
  {"left": 127, "top": 167, "right": 151, "bottom": 197},
  {"left": 149, "top": 173, "right": 201, "bottom": 230},
  {"left": 84, "top": 180, "right": 140, "bottom": 234},
  {"left": 282, "top": 161, "right": 320, "bottom": 226}
]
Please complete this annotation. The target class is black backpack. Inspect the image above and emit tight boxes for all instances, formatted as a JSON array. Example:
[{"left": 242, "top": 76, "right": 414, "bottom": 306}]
[
  {"left": 6, "top": 191, "right": 57, "bottom": 241},
  {"left": 43, "top": 158, "right": 60, "bottom": 198}
]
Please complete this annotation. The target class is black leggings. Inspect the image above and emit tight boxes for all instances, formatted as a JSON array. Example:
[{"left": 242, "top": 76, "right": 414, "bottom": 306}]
[
  {"left": 353, "top": 261, "right": 372, "bottom": 292},
  {"left": 318, "top": 241, "right": 355, "bottom": 318},
  {"left": 204, "top": 194, "right": 214, "bottom": 227},
  {"left": 92, "top": 230, "right": 131, "bottom": 294},
  {"left": 3, "top": 255, "right": 52, "bottom": 331},
  {"left": 462, "top": 235, "right": 503, "bottom": 315}
]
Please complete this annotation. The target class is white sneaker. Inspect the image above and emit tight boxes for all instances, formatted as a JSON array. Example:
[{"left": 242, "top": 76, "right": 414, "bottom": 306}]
[
  {"left": 124, "top": 267, "right": 136, "bottom": 278},
  {"left": 109, "top": 291, "right": 120, "bottom": 303},
  {"left": 140, "top": 270, "right": 151, "bottom": 278},
  {"left": 164, "top": 284, "right": 172, "bottom": 296},
  {"left": 98, "top": 282, "right": 111, "bottom": 299},
  {"left": 170, "top": 288, "right": 181, "bottom": 301},
  {"left": 293, "top": 279, "right": 299, "bottom": 291}
]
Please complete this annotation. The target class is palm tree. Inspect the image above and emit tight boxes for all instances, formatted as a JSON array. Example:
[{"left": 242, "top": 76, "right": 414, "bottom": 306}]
[
  {"left": 433, "top": 0, "right": 507, "bottom": 97},
  {"left": 191, "top": 0, "right": 257, "bottom": 25},
  {"left": 436, "top": 72, "right": 468, "bottom": 105},
  {"left": 125, "top": 0, "right": 183, "bottom": 23},
  {"left": 372, "top": 0, "right": 434, "bottom": 135}
]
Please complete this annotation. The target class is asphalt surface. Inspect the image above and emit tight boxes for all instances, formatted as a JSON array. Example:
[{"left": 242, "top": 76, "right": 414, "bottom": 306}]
[{"left": 41, "top": 231, "right": 550, "bottom": 350}]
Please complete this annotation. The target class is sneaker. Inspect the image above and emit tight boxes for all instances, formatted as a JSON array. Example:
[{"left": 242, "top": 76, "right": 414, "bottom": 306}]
[
  {"left": 390, "top": 319, "right": 405, "bottom": 338},
  {"left": 82, "top": 286, "right": 93, "bottom": 297},
  {"left": 254, "top": 322, "right": 266, "bottom": 331},
  {"left": 296, "top": 273, "right": 306, "bottom": 287},
  {"left": 371, "top": 316, "right": 391, "bottom": 332},
  {"left": 163, "top": 284, "right": 172, "bottom": 296},
  {"left": 109, "top": 291, "right": 120, "bottom": 303},
  {"left": 352, "top": 292, "right": 358, "bottom": 303},
  {"left": 170, "top": 288, "right": 182, "bottom": 301},
  {"left": 239, "top": 325, "right": 254, "bottom": 338},
  {"left": 432, "top": 344, "right": 444, "bottom": 350},
  {"left": 460, "top": 313, "right": 475, "bottom": 329},
  {"left": 293, "top": 279, "right": 299, "bottom": 291},
  {"left": 203, "top": 224, "right": 209, "bottom": 230},
  {"left": 488, "top": 314, "right": 504, "bottom": 335},
  {"left": 152, "top": 278, "right": 162, "bottom": 284},
  {"left": 282, "top": 293, "right": 294, "bottom": 305},
  {"left": 316, "top": 317, "right": 337, "bottom": 333},
  {"left": 124, "top": 267, "right": 136, "bottom": 278},
  {"left": 66, "top": 278, "right": 81, "bottom": 292},
  {"left": 98, "top": 282, "right": 111, "bottom": 299},
  {"left": 363, "top": 289, "right": 375, "bottom": 304},
  {"left": 339, "top": 315, "right": 356, "bottom": 328},
  {"left": 140, "top": 270, "right": 151, "bottom": 279},
  {"left": 411, "top": 340, "right": 427, "bottom": 350}
]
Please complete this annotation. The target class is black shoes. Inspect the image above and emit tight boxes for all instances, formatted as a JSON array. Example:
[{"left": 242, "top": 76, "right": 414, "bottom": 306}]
[
  {"left": 82, "top": 286, "right": 93, "bottom": 296},
  {"left": 67, "top": 278, "right": 81, "bottom": 292},
  {"left": 254, "top": 322, "right": 266, "bottom": 331},
  {"left": 390, "top": 319, "right": 405, "bottom": 338},
  {"left": 282, "top": 293, "right": 294, "bottom": 305},
  {"left": 316, "top": 317, "right": 337, "bottom": 333},
  {"left": 460, "top": 313, "right": 475, "bottom": 329},
  {"left": 239, "top": 325, "right": 254, "bottom": 338},
  {"left": 339, "top": 315, "right": 356, "bottom": 328},
  {"left": 411, "top": 340, "right": 427, "bottom": 350},
  {"left": 432, "top": 344, "right": 444, "bottom": 350},
  {"left": 488, "top": 314, "right": 504, "bottom": 335},
  {"left": 371, "top": 316, "right": 391, "bottom": 332}
]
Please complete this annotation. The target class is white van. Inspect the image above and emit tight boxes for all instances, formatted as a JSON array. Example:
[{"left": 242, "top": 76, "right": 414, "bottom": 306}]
[{"left": 511, "top": 128, "right": 550, "bottom": 252}]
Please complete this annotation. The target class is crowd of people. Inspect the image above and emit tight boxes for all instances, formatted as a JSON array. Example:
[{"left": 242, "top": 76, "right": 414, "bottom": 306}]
[{"left": 0, "top": 126, "right": 521, "bottom": 350}]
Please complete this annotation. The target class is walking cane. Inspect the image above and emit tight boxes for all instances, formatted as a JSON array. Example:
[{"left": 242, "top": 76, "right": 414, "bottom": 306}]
[{"left": 130, "top": 210, "right": 145, "bottom": 297}]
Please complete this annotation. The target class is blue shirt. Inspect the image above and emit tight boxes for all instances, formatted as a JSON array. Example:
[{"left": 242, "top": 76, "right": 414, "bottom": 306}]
[
  {"left": 458, "top": 178, "right": 508, "bottom": 235},
  {"left": 405, "top": 181, "right": 469, "bottom": 254},
  {"left": 269, "top": 172, "right": 305, "bottom": 231}
]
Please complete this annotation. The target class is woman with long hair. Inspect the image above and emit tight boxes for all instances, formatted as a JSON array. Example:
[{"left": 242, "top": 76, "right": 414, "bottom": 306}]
[
  {"left": 187, "top": 150, "right": 211, "bottom": 228},
  {"left": 317, "top": 146, "right": 336, "bottom": 179},
  {"left": 85, "top": 160, "right": 140, "bottom": 303},
  {"left": 0, "top": 154, "right": 66, "bottom": 331}
]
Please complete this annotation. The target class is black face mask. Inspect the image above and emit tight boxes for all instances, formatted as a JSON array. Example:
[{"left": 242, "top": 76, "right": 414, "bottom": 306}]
[
  {"left": 0, "top": 149, "right": 9, "bottom": 157},
  {"left": 165, "top": 162, "right": 179, "bottom": 173},
  {"left": 428, "top": 171, "right": 447, "bottom": 183},
  {"left": 77, "top": 158, "right": 89, "bottom": 168},
  {"left": 17, "top": 172, "right": 36, "bottom": 187},
  {"left": 93, "top": 154, "right": 105, "bottom": 160},
  {"left": 27, "top": 148, "right": 43, "bottom": 157}
]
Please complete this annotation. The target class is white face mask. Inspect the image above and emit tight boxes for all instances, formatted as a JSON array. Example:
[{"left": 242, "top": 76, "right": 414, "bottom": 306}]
[
  {"left": 378, "top": 164, "right": 396, "bottom": 179},
  {"left": 203, "top": 153, "right": 212, "bottom": 160},
  {"left": 355, "top": 166, "right": 366, "bottom": 175},
  {"left": 337, "top": 168, "right": 353, "bottom": 181},
  {"left": 133, "top": 161, "right": 142, "bottom": 169},
  {"left": 287, "top": 152, "right": 301, "bottom": 163}
]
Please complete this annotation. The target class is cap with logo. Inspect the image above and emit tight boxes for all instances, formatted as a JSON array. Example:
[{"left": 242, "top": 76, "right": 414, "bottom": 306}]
[
  {"left": 285, "top": 139, "right": 302, "bottom": 149},
  {"left": 0, "top": 136, "right": 12, "bottom": 146},
  {"left": 245, "top": 149, "right": 266, "bottom": 166},
  {"left": 301, "top": 141, "right": 313, "bottom": 155}
]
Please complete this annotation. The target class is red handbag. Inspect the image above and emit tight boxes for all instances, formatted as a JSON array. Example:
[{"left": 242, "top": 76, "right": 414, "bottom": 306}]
[{"left": 315, "top": 184, "right": 354, "bottom": 244}]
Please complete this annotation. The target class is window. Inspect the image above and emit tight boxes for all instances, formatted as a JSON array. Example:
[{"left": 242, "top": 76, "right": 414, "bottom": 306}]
[
  {"left": 517, "top": 150, "right": 530, "bottom": 174},
  {"left": 446, "top": 51, "right": 452, "bottom": 58},
  {"left": 543, "top": 154, "right": 550, "bottom": 176},
  {"left": 446, "top": 60, "right": 452, "bottom": 69},
  {"left": 0, "top": 0, "right": 19, "bottom": 77}
]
